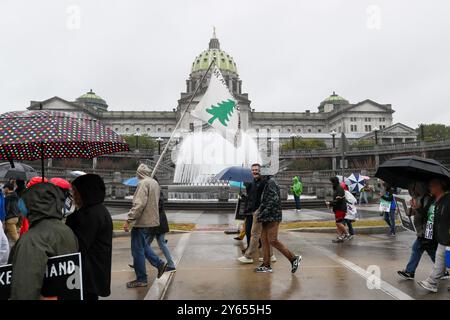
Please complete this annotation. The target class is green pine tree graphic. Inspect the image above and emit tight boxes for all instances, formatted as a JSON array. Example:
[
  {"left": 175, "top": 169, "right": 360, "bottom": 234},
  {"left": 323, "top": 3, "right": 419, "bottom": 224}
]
[{"left": 206, "top": 99, "right": 236, "bottom": 127}]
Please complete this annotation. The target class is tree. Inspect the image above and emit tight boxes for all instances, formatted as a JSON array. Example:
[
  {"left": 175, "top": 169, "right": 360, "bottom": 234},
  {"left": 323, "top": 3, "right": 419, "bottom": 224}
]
[
  {"left": 122, "top": 134, "right": 157, "bottom": 150},
  {"left": 206, "top": 99, "right": 236, "bottom": 127},
  {"left": 281, "top": 138, "right": 326, "bottom": 151},
  {"left": 416, "top": 124, "right": 450, "bottom": 141},
  {"left": 352, "top": 139, "right": 375, "bottom": 148}
]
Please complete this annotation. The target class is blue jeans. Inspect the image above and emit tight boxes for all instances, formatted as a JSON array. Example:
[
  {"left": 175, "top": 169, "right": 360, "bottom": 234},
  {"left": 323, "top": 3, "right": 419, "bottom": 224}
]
[
  {"left": 384, "top": 209, "right": 396, "bottom": 234},
  {"left": 405, "top": 238, "right": 436, "bottom": 274},
  {"left": 344, "top": 219, "right": 354, "bottom": 236},
  {"left": 150, "top": 233, "right": 175, "bottom": 268},
  {"left": 131, "top": 227, "right": 164, "bottom": 282},
  {"left": 294, "top": 195, "right": 301, "bottom": 210}
]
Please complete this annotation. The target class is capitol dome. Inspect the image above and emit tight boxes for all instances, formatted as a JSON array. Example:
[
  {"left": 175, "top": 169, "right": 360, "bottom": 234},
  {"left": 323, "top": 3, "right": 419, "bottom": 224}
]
[
  {"left": 76, "top": 89, "right": 108, "bottom": 112},
  {"left": 318, "top": 91, "right": 349, "bottom": 112},
  {"left": 190, "top": 30, "right": 238, "bottom": 75}
]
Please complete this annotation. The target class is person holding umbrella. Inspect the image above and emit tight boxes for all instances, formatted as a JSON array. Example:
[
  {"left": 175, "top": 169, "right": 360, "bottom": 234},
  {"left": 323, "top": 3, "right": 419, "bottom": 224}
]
[
  {"left": 418, "top": 178, "right": 450, "bottom": 292},
  {"left": 66, "top": 174, "right": 113, "bottom": 300}
]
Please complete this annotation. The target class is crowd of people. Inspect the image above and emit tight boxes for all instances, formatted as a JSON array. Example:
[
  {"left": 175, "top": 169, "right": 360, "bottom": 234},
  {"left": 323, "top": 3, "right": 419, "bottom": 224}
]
[
  {"left": 236, "top": 163, "right": 301, "bottom": 273},
  {"left": 0, "top": 163, "right": 175, "bottom": 299}
]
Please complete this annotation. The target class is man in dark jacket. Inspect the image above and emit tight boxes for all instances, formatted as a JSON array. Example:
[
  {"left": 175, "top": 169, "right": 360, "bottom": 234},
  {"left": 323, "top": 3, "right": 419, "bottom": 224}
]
[
  {"left": 327, "top": 177, "right": 349, "bottom": 243},
  {"left": 418, "top": 178, "right": 450, "bottom": 292},
  {"left": 9, "top": 183, "right": 79, "bottom": 300},
  {"left": 148, "top": 177, "right": 175, "bottom": 272},
  {"left": 238, "top": 163, "right": 272, "bottom": 264},
  {"left": 66, "top": 174, "right": 113, "bottom": 300},
  {"left": 2, "top": 182, "right": 20, "bottom": 243},
  {"left": 256, "top": 175, "right": 301, "bottom": 273}
]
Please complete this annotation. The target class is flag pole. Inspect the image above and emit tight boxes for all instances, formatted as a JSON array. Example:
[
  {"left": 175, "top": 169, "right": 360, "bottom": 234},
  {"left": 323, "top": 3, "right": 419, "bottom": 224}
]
[{"left": 151, "top": 58, "right": 216, "bottom": 178}]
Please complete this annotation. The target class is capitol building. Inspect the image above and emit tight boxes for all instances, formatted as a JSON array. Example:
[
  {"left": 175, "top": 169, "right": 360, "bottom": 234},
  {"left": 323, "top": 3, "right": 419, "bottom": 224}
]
[{"left": 27, "top": 32, "right": 417, "bottom": 146}]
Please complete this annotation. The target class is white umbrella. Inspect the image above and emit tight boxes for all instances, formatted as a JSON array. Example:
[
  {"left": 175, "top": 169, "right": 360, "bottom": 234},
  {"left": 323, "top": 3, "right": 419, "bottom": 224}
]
[{"left": 347, "top": 173, "right": 365, "bottom": 193}]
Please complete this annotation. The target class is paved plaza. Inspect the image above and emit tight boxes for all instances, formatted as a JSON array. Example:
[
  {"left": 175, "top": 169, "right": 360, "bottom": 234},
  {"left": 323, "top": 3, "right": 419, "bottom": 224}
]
[{"left": 105, "top": 230, "right": 450, "bottom": 300}]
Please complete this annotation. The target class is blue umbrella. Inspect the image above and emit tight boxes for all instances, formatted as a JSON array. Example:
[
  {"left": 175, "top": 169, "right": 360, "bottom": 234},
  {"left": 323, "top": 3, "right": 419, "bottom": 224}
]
[
  {"left": 123, "top": 177, "right": 138, "bottom": 187},
  {"left": 215, "top": 166, "right": 253, "bottom": 183}
]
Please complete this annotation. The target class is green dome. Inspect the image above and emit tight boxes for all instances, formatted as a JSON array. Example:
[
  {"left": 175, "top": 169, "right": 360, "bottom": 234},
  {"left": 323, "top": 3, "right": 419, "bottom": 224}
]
[
  {"left": 76, "top": 89, "right": 108, "bottom": 111},
  {"left": 191, "top": 34, "right": 238, "bottom": 74},
  {"left": 320, "top": 91, "right": 349, "bottom": 106}
]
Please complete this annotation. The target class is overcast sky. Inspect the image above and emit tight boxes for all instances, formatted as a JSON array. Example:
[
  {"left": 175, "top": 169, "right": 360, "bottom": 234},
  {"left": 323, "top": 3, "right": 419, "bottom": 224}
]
[{"left": 1, "top": 0, "right": 449, "bottom": 128}]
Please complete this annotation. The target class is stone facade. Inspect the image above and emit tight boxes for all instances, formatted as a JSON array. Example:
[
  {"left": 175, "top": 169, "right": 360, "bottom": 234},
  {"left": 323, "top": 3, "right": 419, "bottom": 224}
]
[{"left": 26, "top": 33, "right": 417, "bottom": 146}]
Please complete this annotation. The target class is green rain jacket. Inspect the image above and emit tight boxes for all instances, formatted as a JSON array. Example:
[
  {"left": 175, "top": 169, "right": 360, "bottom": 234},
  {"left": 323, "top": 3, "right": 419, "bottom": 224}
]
[
  {"left": 9, "top": 183, "right": 79, "bottom": 300},
  {"left": 291, "top": 176, "right": 303, "bottom": 197}
]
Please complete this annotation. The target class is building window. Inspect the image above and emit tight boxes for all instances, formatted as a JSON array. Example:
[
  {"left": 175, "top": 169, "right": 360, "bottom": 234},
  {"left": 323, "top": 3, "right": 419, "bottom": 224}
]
[
  {"left": 308, "top": 129, "right": 311, "bottom": 132},
  {"left": 350, "top": 117, "right": 357, "bottom": 122},
  {"left": 168, "top": 128, "right": 172, "bottom": 132},
  {"left": 379, "top": 117, "right": 386, "bottom": 122},
  {"left": 297, "top": 129, "right": 301, "bottom": 133},
  {"left": 189, "top": 123, "right": 194, "bottom": 132},
  {"left": 157, "top": 128, "right": 161, "bottom": 132},
  {"left": 287, "top": 129, "right": 291, "bottom": 133},
  {"left": 114, "top": 128, "right": 119, "bottom": 132},
  {"left": 125, "top": 128, "right": 129, "bottom": 132},
  {"left": 147, "top": 128, "right": 151, "bottom": 132},
  {"left": 318, "top": 129, "right": 322, "bottom": 133},
  {"left": 380, "top": 125, "right": 386, "bottom": 129},
  {"left": 365, "top": 125, "right": 372, "bottom": 132},
  {"left": 267, "top": 128, "right": 270, "bottom": 133},
  {"left": 136, "top": 128, "right": 140, "bottom": 132},
  {"left": 365, "top": 117, "right": 371, "bottom": 122},
  {"left": 350, "top": 125, "right": 357, "bottom": 132}
]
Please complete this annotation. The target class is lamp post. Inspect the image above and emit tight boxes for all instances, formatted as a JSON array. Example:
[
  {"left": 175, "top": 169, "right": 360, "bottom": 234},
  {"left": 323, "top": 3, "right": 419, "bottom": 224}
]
[
  {"left": 134, "top": 132, "right": 141, "bottom": 150},
  {"left": 156, "top": 137, "right": 163, "bottom": 155},
  {"left": 420, "top": 124, "right": 425, "bottom": 141},
  {"left": 330, "top": 130, "right": 337, "bottom": 149},
  {"left": 373, "top": 126, "right": 380, "bottom": 145}
]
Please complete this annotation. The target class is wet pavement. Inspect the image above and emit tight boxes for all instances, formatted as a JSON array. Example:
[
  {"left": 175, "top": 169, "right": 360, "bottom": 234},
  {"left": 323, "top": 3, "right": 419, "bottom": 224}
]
[{"left": 115, "top": 231, "right": 448, "bottom": 300}]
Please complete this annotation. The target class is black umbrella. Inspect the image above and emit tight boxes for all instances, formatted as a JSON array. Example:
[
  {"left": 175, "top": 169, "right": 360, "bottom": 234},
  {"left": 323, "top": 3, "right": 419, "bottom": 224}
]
[
  {"left": 0, "top": 162, "right": 38, "bottom": 181},
  {"left": 375, "top": 156, "right": 450, "bottom": 189}
]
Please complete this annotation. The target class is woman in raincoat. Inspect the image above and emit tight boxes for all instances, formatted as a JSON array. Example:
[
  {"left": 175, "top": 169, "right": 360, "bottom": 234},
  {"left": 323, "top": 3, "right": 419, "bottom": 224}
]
[{"left": 291, "top": 176, "right": 303, "bottom": 212}]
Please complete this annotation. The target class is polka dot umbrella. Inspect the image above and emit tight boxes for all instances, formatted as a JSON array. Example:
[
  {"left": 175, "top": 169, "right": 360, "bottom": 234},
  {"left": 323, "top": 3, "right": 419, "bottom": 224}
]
[{"left": 0, "top": 110, "right": 130, "bottom": 179}]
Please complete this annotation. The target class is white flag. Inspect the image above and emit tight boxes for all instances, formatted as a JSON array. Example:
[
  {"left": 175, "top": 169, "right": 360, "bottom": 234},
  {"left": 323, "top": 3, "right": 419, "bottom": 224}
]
[{"left": 190, "top": 66, "right": 239, "bottom": 143}]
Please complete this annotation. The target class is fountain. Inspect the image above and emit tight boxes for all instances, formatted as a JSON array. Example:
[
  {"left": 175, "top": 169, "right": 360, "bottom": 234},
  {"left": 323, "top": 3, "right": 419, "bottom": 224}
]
[{"left": 168, "top": 130, "right": 262, "bottom": 201}]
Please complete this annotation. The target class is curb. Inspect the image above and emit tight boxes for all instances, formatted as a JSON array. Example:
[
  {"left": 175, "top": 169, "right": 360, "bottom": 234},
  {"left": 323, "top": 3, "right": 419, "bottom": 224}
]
[
  {"left": 112, "top": 229, "right": 191, "bottom": 238},
  {"left": 285, "top": 225, "right": 405, "bottom": 235}
]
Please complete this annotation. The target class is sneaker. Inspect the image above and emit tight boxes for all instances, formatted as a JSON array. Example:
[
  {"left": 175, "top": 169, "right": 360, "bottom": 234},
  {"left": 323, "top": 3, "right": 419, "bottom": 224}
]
[
  {"left": 332, "top": 237, "right": 344, "bottom": 243},
  {"left": 237, "top": 256, "right": 254, "bottom": 264},
  {"left": 128, "top": 264, "right": 134, "bottom": 269},
  {"left": 166, "top": 266, "right": 176, "bottom": 273},
  {"left": 417, "top": 280, "right": 438, "bottom": 293},
  {"left": 258, "top": 255, "right": 277, "bottom": 262},
  {"left": 346, "top": 234, "right": 354, "bottom": 240},
  {"left": 439, "top": 271, "right": 450, "bottom": 280},
  {"left": 397, "top": 270, "right": 415, "bottom": 280},
  {"left": 126, "top": 280, "right": 148, "bottom": 288},
  {"left": 157, "top": 262, "right": 168, "bottom": 279},
  {"left": 255, "top": 265, "right": 273, "bottom": 273},
  {"left": 233, "top": 236, "right": 242, "bottom": 241},
  {"left": 389, "top": 233, "right": 396, "bottom": 237},
  {"left": 291, "top": 255, "right": 302, "bottom": 274}
]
